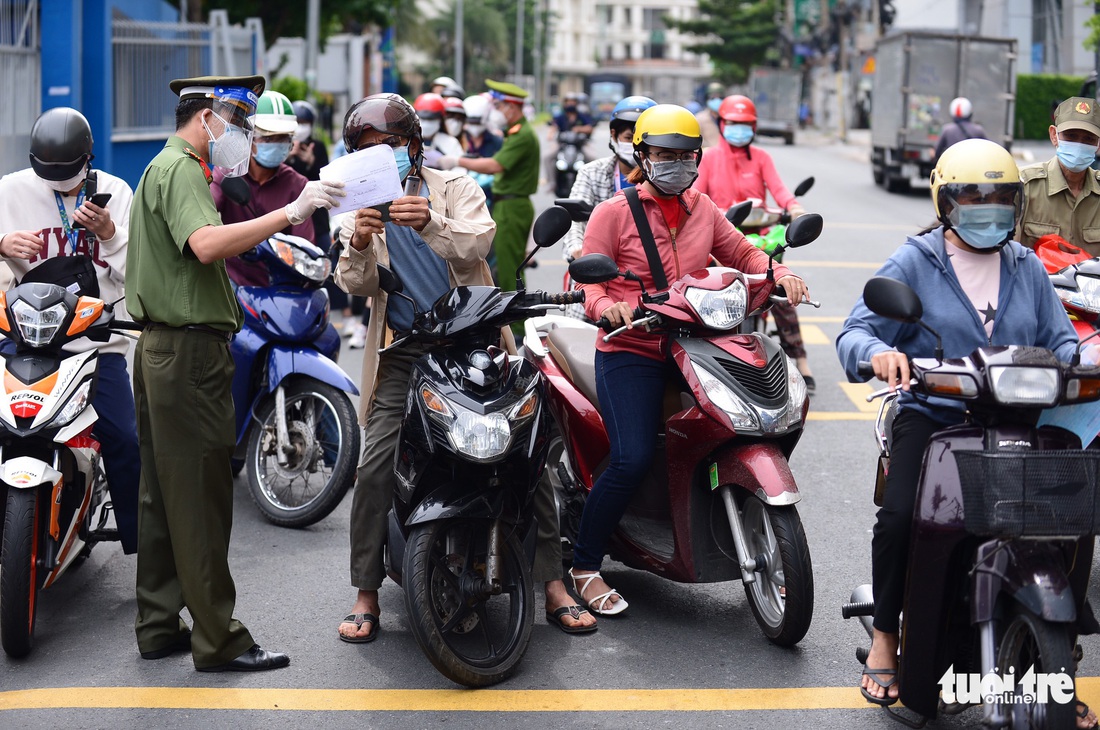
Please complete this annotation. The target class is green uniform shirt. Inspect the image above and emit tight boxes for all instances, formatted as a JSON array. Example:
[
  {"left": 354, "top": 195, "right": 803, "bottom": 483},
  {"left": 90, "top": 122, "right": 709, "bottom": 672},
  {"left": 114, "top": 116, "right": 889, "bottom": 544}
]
[
  {"left": 1018, "top": 156, "right": 1100, "bottom": 255},
  {"left": 126, "top": 136, "right": 243, "bottom": 331},
  {"left": 491, "top": 117, "right": 539, "bottom": 197}
]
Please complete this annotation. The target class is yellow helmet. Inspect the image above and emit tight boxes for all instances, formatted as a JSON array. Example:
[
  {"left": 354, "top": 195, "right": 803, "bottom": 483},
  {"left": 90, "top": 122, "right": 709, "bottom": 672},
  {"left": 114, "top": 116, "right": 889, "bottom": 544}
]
[
  {"left": 930, "top": 138, "right": 1021, "bottom": 220},
  {"left": 632, "top": 104, "right": 702, "bottom": 151}
]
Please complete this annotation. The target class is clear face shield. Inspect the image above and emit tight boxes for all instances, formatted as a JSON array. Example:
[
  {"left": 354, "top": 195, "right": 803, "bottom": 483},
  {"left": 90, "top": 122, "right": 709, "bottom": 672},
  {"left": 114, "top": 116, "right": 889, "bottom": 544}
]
[
  {"left": 940, "top": 182, "right": 1022, "bottom": 250},
  {"left": 202, "top": 86, "right": 258, "bottom": 177}
]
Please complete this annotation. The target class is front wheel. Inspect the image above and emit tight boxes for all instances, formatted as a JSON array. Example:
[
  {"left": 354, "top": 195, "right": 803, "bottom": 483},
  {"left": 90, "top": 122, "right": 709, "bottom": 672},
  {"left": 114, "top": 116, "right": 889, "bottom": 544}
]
[
  {"left": 739, "top": 497, "right": 814, "bottom": 646},
  {"left": 246, "top": 379, "right": 359, "bottom": 527},
  {"left": 996, "top": 605, "right": 1076, "bottom": 729},
  {"left": 404, "top": 519, "right": 533, "bottom": 687},
  {"left": 1, "top": 488, "right": 42, "bottom": 658}
]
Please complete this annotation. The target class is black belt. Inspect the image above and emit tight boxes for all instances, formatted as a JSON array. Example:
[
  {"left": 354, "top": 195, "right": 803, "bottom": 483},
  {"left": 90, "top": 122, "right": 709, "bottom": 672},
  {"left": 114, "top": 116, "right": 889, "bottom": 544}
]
[{"left": 143, "top": 322, "right": 233, "bottom": 342}]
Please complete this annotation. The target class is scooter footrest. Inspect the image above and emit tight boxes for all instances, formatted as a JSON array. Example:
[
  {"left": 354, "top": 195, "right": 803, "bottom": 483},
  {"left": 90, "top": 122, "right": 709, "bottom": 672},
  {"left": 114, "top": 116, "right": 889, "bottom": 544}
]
[
  {"left": 883, "top": 704, "right": 928, "bottom": 729},
  {"left": 89, "top": 528, "right": 119, "bottom": 543},
  {"left": 842, "top": 600, "right": 875, "bottom": 619}
]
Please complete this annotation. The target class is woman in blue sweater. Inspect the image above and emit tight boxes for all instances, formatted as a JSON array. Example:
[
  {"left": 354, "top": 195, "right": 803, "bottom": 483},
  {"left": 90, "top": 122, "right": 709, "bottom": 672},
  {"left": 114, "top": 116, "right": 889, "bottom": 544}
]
[{"left": 837, "top": 139, "right": 1096, "bottom": 725}]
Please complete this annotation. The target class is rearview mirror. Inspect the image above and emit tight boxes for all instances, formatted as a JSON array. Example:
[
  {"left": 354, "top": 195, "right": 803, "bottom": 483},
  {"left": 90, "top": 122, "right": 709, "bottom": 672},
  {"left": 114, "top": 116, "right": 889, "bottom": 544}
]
[
  {"left": 554, "top": 198, "right": 595, "bottom": 223},
  {"left": 863, "top": 276, "right": 922, "bottom": 323},
  {"left": 793, "top": 177, "right": 815, "bottom": 198},
  {"left": 532, "top": 206, "right": 572, "bottom": 248},
  {"left": 569, "top": 254, "right": 620, "bottom": 284},
  {"left": 785, "top": 213, "right": 823, "bottom": 249},
  {"left": 725, "top": 201, "right": 753, "bottom": 228},
  {"left": 375, "top": 264, "right": 404, "bottom": 295},
  {"left": 221, "top": 175, "right": 252, "bottom": 207}
]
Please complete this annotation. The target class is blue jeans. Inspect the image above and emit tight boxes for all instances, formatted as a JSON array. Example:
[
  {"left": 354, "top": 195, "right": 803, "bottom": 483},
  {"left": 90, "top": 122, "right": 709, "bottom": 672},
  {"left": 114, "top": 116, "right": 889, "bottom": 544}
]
[{"left": 572, "top": 350, "right": 674, "bottom": 571}]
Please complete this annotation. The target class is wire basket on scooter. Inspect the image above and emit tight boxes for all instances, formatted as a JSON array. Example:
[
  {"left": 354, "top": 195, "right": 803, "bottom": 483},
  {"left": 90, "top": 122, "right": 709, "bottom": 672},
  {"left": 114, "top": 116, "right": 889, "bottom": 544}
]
[{"left": 954, "top": 450, "right": 1100, "bottom": 537}]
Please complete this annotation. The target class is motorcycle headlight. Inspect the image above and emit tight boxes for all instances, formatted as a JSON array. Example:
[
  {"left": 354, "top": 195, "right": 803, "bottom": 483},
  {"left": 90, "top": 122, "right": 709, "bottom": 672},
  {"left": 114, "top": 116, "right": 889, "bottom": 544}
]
[
  {"left": 449, "top": 411, "right": 511, "bottom": 460},
  {"left": 573, "top": 160, "right": 584, "bottom": 171},
  {"left": 274, "top": 239, "right": 330, "bottom": 283},
  {"left": 1057, "top": 276, "right": 1100, "bottom": 314},
  {"left": 685, "top": 279, "right": 747, "bottom": 330},
  {"left": 555, "top": 159, "right": 568, "bottom": 171},
  {"left": 11, "top": 300, "right": 68, "bottom": 347},
  {"left": 56, "top": 379, "right": 93, "bottom": 426},
  {"left": 989, "top": 366, "right": 1060, "bottom": 406},
  {"left": 778, "top": 357, "right": 806, "bottom": 430},
  {"left": 691, "top": 361, "right": 759, "bottom": 431}
]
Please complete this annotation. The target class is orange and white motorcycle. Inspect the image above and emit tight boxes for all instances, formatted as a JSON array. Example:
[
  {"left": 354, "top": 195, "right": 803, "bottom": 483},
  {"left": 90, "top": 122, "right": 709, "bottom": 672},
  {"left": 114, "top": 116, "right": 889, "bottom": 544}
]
[{"left": 0, "top": 281, "right": 137, "bottom": 657}]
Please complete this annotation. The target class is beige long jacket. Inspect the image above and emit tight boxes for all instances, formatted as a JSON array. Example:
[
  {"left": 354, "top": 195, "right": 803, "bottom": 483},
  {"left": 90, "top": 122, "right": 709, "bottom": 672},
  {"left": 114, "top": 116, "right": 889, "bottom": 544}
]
[{"left": 336, "top": 167, "right": 498, "bottom": 424}]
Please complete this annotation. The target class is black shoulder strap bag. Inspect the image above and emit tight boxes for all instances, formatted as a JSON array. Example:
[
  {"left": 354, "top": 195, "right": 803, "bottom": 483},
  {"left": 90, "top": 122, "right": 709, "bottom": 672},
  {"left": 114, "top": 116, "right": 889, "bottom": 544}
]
[{"left": 623, "top": 186, "right": 668, "bottom": 291}]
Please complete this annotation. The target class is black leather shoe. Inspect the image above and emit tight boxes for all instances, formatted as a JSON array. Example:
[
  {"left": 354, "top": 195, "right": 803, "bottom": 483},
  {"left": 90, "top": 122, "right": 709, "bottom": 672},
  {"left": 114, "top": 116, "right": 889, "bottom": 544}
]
[
  {"left": 196, "top": 644, "right": 290, "bottom": 672},
  {"left": 140, "top": 631, "right": 192, "bottom": 660}
]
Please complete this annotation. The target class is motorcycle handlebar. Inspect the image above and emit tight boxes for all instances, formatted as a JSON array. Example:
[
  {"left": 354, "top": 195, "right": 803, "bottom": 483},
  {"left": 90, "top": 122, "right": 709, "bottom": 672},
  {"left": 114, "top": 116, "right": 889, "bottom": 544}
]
[
  {"left": 544, "top": 290, "right": 585, "bottom": 306},
  {"left": 857, "top": 360, "right": 874, "bottom": 378},
  {"left": 595, "top": 307, "right": 646, "bottom": 335}
]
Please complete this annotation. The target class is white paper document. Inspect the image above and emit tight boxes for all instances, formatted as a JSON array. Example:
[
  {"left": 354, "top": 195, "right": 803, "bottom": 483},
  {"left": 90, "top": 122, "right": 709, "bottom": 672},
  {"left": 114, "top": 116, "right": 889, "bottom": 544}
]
[{"left": 320, "top": 144, "right": 404, "bottom": 214}]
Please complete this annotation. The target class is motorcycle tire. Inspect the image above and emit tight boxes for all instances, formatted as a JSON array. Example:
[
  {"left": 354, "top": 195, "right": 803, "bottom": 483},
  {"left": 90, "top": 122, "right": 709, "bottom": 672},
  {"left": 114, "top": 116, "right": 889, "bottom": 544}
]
[
  {"left": 739, "top": 497, "right": 814, "bottom": 647},
  {"left": 246, "top": 379, "right": 359, "bottom": 528},
  {"left": 404, "top": 518, "right": 533, "bottom": 687},
  {"left": 1, "top": 487, "right": 41, "bottom": 658},
  {"left": 996, "top": 604, "right": 1076, "bottom": 729}
]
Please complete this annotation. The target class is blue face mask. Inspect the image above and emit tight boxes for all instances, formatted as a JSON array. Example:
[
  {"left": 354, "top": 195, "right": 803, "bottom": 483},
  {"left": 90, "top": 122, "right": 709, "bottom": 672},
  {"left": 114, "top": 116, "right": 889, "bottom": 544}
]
[
  {"left": 723, "top": 123, "right": 754, "bottom": 147},
  {"left": 394, "top": 145, "right": 413, "bottom": 180},
  {"left": 1056, "top": 138, "right": 1098, "bottom": 173},
  {"left": 952, "top": 204, "right": 1017, "bottom": 250},
  {"left": 707, "top": 98, "right": 722, "bottom": 113},
  {"left": 253, "top": 141, "right": 291, "bottom": 169}
]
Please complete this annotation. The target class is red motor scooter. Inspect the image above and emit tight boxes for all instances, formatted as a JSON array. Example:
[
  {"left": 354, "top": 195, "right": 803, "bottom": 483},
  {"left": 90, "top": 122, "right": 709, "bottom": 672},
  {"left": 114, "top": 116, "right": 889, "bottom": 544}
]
[
  {"left": 1036, "top": 234, "right": 1100, "bottom": 343},
  {"left": 522, "top": 213, "right": 823, "bottom": 645}
]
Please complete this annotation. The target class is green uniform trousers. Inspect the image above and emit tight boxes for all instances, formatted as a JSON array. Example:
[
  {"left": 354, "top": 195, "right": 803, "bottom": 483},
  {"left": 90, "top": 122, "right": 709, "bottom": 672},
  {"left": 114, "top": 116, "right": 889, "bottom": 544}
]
[
  {"left": 133, "top": 327, "right": 255, "bottom": 668},
  {"left": 351, "top": 344, "right": 563, "bottom": 590},
  {"left": 491, "top": 197, "right": 534, "bottom": 292}
]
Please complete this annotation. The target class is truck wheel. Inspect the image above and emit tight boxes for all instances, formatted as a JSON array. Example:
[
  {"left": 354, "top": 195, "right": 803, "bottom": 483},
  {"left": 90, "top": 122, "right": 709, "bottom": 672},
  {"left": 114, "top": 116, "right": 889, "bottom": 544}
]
[
  {"left": 872, "top": 165, "right": 885, "bottom": 186},
  {"left": 885, "top": 173, "right": 910, "bottom": 194}
]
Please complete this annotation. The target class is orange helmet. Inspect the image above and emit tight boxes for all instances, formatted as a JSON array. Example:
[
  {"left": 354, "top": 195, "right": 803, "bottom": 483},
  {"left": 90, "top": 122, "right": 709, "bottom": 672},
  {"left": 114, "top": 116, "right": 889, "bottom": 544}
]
[
  {"left": 718, "top": 95, "right": 757, "bottom": 124},
  {"left": 413, "top": 93, "right": 446, "bottom": 119}
]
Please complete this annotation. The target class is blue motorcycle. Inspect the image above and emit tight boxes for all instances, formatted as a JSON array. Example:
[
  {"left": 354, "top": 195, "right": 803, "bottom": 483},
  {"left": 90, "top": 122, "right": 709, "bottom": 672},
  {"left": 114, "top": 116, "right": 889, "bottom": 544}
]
[{"left": 231, "top": 232, "right": 360, "bottom": 527}]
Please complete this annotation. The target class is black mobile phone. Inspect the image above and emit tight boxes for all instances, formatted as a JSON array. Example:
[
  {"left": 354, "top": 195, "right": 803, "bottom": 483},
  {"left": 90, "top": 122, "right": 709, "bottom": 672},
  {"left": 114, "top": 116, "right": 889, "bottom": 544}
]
[
  {"left": 89, "top": 193, "right": 112, "bottom": 208},
  {"left": 372, "top": 201, "right": 393, "bottom": 222},
  {"left": 73, "top": 172, "right": 99, "bottom": 230}
]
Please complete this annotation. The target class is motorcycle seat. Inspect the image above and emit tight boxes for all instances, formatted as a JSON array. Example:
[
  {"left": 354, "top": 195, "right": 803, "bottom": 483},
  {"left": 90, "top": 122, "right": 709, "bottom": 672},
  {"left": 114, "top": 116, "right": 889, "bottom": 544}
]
[{"left": 546, "top": 327, "right": 601, "bottom": 410}]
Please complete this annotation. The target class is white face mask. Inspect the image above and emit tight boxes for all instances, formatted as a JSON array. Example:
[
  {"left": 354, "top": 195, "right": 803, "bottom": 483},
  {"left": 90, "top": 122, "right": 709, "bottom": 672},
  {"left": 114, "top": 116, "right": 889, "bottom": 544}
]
[
  {"left": 466, "top": 123, "right": 485, "bottom": 138},
  {"left": 615, "top": 141, "right": 636, "bottom": 165},
  {"left": 294, "top": 123, "right": 312, "bottom": 143},
  {"left": 420, "top": 119, "right": 441, "bottom": 139},
  {"left": 489, "top": 109, "right": 508, "bottom": 131},
  {"left": 41, "top": 169, "right": 87, "bottom": 193},
  {"left": 445, "top": 118, "right": 465, "bottom": 137},
  {"left": 203, "top": 111, "right": 253, "bottom": 177}
]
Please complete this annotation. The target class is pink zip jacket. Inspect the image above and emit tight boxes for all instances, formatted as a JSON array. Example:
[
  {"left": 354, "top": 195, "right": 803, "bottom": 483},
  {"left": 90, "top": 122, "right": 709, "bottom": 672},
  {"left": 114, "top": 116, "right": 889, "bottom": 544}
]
[
  {"left": 581, "top": 186, "right": 797, "bottom": 361},
  {"left": 693, "top": 143, "right": 795, "bottom": 209}
]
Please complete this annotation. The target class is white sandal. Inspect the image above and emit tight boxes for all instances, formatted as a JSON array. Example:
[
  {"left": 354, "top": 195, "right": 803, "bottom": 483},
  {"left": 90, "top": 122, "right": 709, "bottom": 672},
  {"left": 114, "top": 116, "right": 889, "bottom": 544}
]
[{"left": 569, "top": 568, "right": 629, "bottom": 616}]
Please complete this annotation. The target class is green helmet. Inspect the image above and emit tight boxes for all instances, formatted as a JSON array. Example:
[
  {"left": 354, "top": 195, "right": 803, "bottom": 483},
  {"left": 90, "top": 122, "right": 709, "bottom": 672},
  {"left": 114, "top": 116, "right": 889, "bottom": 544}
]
[{"left": 254, "top": 90, "right": 297, "bottom": 135}]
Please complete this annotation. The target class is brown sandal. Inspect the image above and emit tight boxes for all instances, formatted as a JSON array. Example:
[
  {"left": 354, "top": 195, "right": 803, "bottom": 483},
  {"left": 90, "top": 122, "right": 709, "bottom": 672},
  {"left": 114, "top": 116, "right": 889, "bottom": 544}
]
[{"left": 338, "top": 612, "right": 379, "bottom": 644}]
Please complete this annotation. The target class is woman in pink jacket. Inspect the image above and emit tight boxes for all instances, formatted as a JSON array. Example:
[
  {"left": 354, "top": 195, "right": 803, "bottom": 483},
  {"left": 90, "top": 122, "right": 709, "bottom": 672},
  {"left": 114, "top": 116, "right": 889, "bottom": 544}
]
[
  {"left": 570, "top": 105, "right": 809, "bottom": 615},
  {"left": 694, "top": 95, "right": 817, "bottom": 391}
]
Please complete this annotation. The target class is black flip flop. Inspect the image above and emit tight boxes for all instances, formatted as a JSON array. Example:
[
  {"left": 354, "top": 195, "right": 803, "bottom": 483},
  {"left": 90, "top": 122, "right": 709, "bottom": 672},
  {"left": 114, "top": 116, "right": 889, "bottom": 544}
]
[
  {"left": 1079, "top": 702, "right": 1099, "bottom": 729},
  {"left": 860, "top": 666, "right": 898, "bottom": 706},
  {"left": 338, "top": 612, "right": 380, "bottom": 644},
  {"left": 545, "top": 605, "right": 597, "bottom": 634}
]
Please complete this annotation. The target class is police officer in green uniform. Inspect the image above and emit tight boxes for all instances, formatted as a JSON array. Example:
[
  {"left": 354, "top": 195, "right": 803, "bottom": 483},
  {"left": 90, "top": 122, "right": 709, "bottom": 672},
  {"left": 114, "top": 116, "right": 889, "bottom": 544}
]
[
  {"left": 446, "top": 79, "right": 539, "bottom": 291},
  {"left": 1018, "top": 96, "right": 1100, "bottom": 254},
  {"left": 127, "top": 75, "right": 343, "bottom": 671}
]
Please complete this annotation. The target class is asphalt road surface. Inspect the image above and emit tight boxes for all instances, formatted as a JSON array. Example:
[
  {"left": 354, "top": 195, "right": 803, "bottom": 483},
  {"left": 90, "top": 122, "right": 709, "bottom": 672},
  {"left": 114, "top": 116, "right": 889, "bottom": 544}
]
[{"left": 2, "top": 130, "right": 1097, "bottom": 729}]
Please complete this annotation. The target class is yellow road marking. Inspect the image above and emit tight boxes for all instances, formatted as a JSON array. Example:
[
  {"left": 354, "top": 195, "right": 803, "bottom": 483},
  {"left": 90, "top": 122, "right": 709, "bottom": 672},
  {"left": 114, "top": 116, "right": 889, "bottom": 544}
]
[
  {"left": 838, "top": 382, "right": 881, "bottom": 413},
  {"left": 800, "top": 324, "right": 830, "bottom": 346},
  {"left": 806, "top": 411, "right": 878, "bottom": 421},
  {"left": 3, "top": 683, "right": 1098, "bottom": 712},
  {"left": 0, "top": 686, "right": 875, "bottom": 712}
]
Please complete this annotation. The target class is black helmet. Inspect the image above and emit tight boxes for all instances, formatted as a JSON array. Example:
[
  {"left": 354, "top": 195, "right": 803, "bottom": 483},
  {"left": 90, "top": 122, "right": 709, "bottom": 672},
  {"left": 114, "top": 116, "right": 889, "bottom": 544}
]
[
  {"left": 292, "top": 99, "right": 316, "bottom": 123},
  {"left": 343, "top": 93, "right": 423, "bottom": 172},
  {"left": 29, "top": 107, "right": 93, "bottom": 182}
]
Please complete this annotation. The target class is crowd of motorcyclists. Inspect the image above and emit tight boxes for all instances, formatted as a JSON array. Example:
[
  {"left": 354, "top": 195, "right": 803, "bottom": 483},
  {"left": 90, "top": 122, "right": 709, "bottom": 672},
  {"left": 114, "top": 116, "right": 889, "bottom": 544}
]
[{"left": 5, "top": 67, "right": 1100, "bottom": 726}]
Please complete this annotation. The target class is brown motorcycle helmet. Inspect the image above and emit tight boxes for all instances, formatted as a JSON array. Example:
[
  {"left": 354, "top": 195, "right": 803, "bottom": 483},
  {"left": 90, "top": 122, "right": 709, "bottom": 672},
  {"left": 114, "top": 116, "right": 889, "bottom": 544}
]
[
  {"left": 343, "top": 93, "right": 424, "bottom": 171},
  {"left": 29, "top": 107, "right": 93, "bottom": 182}
]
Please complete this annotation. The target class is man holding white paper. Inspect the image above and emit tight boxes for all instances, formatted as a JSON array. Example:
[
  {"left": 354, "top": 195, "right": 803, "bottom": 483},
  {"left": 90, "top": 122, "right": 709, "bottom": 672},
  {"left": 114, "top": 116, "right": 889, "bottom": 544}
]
[{"left": 333, "top": 93, "right": 597, "bottom": 642}]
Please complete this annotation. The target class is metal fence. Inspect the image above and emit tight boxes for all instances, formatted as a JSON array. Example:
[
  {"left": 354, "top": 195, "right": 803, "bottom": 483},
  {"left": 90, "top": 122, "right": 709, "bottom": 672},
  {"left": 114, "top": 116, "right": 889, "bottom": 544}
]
[
  {"left": 0, "top": 0, "right": 40, "bottom": 174},
  {"left": 112, "top": 10, "right": 263, "bottom": 141}
]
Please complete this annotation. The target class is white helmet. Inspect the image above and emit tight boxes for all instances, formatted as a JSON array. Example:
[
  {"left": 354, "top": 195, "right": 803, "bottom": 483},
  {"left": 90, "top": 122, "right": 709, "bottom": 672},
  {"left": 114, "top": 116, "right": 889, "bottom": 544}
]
[
  {"left": 432, "top": 76, "right": 458, "bottom": 89},
  {"left": 463, "top": 94, "right": 491, "bottom": 123},
  {"left": 949, "top": 97, "right": 973, "bottom": 121}
]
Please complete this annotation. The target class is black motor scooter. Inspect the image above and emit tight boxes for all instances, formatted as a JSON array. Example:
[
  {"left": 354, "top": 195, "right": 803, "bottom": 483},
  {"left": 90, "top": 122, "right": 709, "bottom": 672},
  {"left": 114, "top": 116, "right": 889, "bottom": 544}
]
[
  {"left": 842, "top": 276, "right": 1100, "bottom": 729},
  {"left": 378, "top": 207, "right": 583, "bottom": 687}
]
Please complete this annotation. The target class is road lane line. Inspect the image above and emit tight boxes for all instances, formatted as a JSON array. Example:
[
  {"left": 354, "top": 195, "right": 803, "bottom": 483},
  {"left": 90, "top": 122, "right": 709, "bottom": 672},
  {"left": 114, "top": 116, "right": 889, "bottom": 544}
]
[
  {"left": 838, "top": 383, "right": 881, "bottom": 413},
  {"left": 800, "top": 316, "right": 846, "bottom": 323},
  {"left": 799, "top": 324, "right": 830, "bottom": 346},
  {"left": 3, "top": 683, "right": 1098, "bottom": 712},
  {"left": 806, "top": 412, "right": 878, "bottom": 421}
]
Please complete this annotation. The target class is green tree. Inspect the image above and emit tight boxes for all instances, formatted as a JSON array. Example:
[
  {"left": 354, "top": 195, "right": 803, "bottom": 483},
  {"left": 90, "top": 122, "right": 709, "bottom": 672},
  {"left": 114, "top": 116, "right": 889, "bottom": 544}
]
[
  {"left": 430, "top": 0, "right": 511, "bottom": 92},
  {"left": 665, "top": 0, "right": 780, "bottom": 84},
  {"left": 188, "top": 0, "right": 400, "bottom": 44}
]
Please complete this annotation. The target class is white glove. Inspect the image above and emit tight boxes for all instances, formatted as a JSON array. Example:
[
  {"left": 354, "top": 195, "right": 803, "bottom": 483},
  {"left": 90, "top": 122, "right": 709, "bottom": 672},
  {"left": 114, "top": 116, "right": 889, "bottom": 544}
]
[
  {"left": 437, "top": 156, "right": 459, "bottom": 171},
  {"left": 285, "top": 180, "right": 345, "bottom": 225},
  {"left": 421, "top": 148, "right": 444, "bottom": 169}
]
